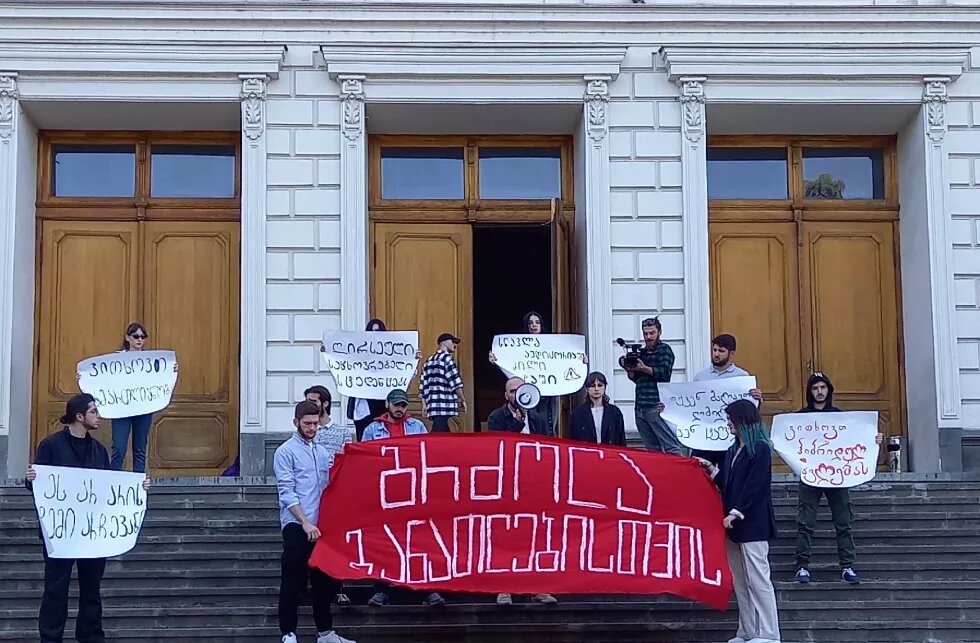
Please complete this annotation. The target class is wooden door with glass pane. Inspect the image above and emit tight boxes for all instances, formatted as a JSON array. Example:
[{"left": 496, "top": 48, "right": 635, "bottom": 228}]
[
  {"left": 33, "top": 221, "right": 141, "bottom": 458},
  {"left": 372, "top": 223, "right": 474, "bottom": 431},
  {"left": 32, "top": 132, "right": 241, "bottom": 476}
]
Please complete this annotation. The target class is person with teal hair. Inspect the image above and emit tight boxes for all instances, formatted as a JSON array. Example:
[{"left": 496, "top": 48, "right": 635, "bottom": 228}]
[{"left": 699, "top": 399, "right": 781, "bottom": 643}]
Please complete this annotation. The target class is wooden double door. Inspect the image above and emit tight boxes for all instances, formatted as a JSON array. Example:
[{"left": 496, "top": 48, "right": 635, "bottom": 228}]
[
  {"left": 33, "top": 220, "right": 240, "bottom": 476},
  {"left": 709, "top": 218, "right": 904, "bottom": 450}
]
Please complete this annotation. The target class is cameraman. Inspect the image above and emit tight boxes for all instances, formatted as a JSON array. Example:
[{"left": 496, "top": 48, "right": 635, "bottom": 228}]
[{"left": 619, "top": 317, "right": 682, "bottom": 455}]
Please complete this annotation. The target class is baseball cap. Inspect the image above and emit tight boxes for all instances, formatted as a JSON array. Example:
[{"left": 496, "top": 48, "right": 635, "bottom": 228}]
[
  {"left": 387, "top": 389, "right": 410, "bottom": 405},
  {"left": 437, "top": 332, "right": 461, "bottom": 344}
]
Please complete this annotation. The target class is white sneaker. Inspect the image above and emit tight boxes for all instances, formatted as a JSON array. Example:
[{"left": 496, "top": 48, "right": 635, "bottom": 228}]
[
  {"left": 282, "top": 635, "right": 298, "bottom": 643},
  {"left": 746, "top": 639, "right": 781, "bottom": 643},
  {"left": 728, "top": 638, "right": 748, "bottom": 643},
  {"left": 318, "top": 631, "right": 357, "bottom": 643},
  {"left": 496, "top": 593, "right": 513, "bottom": 606}
]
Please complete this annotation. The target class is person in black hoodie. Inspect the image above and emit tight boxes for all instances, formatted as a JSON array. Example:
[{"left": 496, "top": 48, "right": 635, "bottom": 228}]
[
  {"left": 793, "top": 372, "right": 881, "bottom": 586},
  {"left": 25, "top": 393, "right": 150, "bottom": 643}
]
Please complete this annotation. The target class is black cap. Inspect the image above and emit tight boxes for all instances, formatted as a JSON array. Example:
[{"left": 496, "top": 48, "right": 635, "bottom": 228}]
[{"left": 437, "top": 332, "right": 461, "bottom": 344}]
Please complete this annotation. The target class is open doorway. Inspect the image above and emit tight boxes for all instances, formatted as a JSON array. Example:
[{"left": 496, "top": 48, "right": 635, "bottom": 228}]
[{"left": 472, "top": 224, "right": 553, "bottom": 428}]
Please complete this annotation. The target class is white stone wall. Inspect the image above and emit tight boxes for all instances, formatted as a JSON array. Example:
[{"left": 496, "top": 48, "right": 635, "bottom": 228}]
[
  {"left": 606, "top": 48, "right": 687, "bottom": 433},
  {"left": 950, "top": 51, "right": 980, "bottom": 431},
  {"left": 263, "top": 46, "right": 345, "bottom": 432}
]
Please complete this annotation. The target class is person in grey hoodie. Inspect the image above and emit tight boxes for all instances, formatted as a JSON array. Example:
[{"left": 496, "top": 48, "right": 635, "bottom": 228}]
[{"left": 793, "top": 372, "right": 881, "bottom": 586}]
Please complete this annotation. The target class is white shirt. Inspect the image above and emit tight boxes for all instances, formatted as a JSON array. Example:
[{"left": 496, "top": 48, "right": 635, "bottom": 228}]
[
  {"left": 353, "top": 398, "right": 371, "bottom": 421},
  {"left": 590, "top": 406, "right": 605, "bottom": 443},
  {"left": 692, "top": 363, "right": 750, "bottom": 382}
]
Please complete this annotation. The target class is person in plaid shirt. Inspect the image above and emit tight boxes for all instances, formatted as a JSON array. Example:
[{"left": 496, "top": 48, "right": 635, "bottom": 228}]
[
  {"left": 420, "top": 332, "right": 466, "bottom": 432},
  {"left": 619, "top": 317, "right": 682, "bottom": 455}
]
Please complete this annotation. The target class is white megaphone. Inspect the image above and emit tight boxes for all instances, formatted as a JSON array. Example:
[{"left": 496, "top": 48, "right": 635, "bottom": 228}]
[{"left": 514, "top": 383, "right": 541, "bottom": 410}]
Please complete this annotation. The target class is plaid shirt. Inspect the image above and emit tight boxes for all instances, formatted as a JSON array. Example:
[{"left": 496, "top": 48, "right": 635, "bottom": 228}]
[
  {"left": 633, "top": 341, "right": 675, "bottom": 408},
  {"left": 420, "top": 349, "right": 464, "bottom": 417}
]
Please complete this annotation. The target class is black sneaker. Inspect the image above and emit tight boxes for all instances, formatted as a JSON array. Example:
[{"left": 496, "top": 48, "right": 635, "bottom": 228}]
[
  {"left": 841, "top": 567, "right": 861, "bottom": 585},
  {"left": 367, "top": 591, "right": 390, "bottom": 606},
  {"left": 794, "top": 568, "right": 811, "bottom": 583},
  {"left": 335, "top": 593, "right": 351, "bottom": 606},
  {"left": 422, "top": 592, "right": 446, "bottom": 607}
]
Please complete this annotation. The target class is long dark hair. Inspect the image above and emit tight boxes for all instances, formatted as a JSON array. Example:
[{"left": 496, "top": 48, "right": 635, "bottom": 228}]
[
  {"left": 60, "top": 393, "right": 96, "bottom": 425},
  {"left": 121, "top": 322, "right": 148, "bottom": 351},
  {"left": 585, "top": 371, "right": 610, "bottom": 407},
  {"left": 725, "top": 399, "right": 771, "bottom": 456},
  {"left": 522, "top": 311, "right": 546, "bottom": 334},
  {"left": 366, "top": 318, "right": 387, "bottom": 332}
]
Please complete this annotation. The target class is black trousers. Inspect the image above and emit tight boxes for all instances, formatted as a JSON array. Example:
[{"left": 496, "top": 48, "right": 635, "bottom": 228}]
[
  {"left": 430, "top": 416, "right": 451, "bottom": 433},
  {"left": 39, "top": 548, "right": 106, "bottom": 643},
  {"left": 279, "top": 523, "right": 342, "bottom": 636}
]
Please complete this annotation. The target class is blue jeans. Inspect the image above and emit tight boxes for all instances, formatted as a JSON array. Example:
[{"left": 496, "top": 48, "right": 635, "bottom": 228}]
[
  {"left": 634, "top": 407, "right": 683, "bottom": 455},
  {"left": 111, "top": 414, "right": 153, "bottom": 473}
]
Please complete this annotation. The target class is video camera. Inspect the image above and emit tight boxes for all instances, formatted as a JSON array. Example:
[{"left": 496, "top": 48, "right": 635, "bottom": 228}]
[{"left": 616, "top": 338, "right": 647, "bottom": 369}]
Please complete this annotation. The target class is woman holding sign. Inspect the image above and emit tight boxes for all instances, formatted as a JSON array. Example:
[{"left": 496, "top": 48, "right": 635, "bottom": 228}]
[
  {"left": 488, "top": 311, "right": 587, "bottom": 434},
  {"left": 699, "top": 399, "right": 780, "bottom": 643},
  {"left": 343, "top": 319, "right": 391, "bottom": 441},
  {"left": 110, "top": 322, "right": 155, "bottom": 473}
]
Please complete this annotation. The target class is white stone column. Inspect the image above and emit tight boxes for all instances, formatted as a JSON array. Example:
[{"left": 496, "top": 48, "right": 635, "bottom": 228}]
[
  {"left": 0, "top": 73, "right": 19, "bottom": 477},
  {"left": 239, "top": 75, "right": 268, "bottom": 456},
  {"left": 922, "top": 77, "right": 961, "bottom": 428},
  {"left": 338, "top": 75, "right": 368, "bottom": 332},
  {"left": 583, "top": 76, "right": 615, "bottom": 393},
  {"left": 678, "top": 76, "right": 711, "bottom": 375}
]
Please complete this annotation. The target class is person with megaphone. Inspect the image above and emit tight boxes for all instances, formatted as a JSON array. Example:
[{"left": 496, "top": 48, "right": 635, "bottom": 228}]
[{"left": 487, "top": 377, "right": 557, "bottom": 607}]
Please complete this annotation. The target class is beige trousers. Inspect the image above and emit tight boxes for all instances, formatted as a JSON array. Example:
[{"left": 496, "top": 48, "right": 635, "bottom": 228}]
[{"left": 726, "top": 539, "right": 781, "bottom": 642}]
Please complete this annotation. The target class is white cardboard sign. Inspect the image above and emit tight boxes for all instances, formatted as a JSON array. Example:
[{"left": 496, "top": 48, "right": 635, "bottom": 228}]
[
  {"left": 771, "top": 411, "right": 879, "bottom": 488},
  {"left": 76, "top": 350, "right": 178, "bottom": 419},
  {"left": 491, "top": 334, "right": 587, "bottom": 396},
  {"left": 31, "top": 465, "right": 147, "bottom": 559},
  {"left": 322, "top": 330, "right": 420, "bottom": 400},
  {"left": 659, "top": 376, "right": 758, "bottom": 451}
]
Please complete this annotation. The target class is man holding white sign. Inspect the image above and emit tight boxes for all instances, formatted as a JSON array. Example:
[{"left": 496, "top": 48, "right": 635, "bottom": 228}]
[
  {"left": 773, "top": 372, "right": 883, "bottom": 586},
  {"left": 26, "top": 393, "right": 150, "bottom": 643}
]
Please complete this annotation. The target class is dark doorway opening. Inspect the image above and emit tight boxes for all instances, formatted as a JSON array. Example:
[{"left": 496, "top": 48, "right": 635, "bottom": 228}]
[{"left": 472, "top": 224, "right": 552, "bottom": 428}]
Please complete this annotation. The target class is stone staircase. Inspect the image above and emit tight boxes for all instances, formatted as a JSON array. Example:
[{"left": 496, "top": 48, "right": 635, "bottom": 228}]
[{"left": 2, "top": 476, "right": 980, "bottom": 642}]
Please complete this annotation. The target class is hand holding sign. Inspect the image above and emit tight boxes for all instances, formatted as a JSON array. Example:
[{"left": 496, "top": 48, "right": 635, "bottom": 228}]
[
  {"left": 31, "top": 465, "right": 148, "bottom": 559},
  {"left": 322, "top": 330, "right": 420, "bottom": 400},
  {"left": 659, "top": 376, "right": 758, "bottom": 451},
  {"left": 491, "top": 334, "right": 587, "bottom": 396},
  {"left": 77, "top": 350, "right": 178, "bottom": 419},
  {"left": 772, "top": 411, "right": 880, "bottom": 488}
]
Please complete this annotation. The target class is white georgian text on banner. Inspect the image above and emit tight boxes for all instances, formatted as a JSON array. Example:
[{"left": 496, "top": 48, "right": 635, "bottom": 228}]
[
  {"left": 31, "top": 465, "right": 147, "bottom": 559},
  {"left": 322, "top": 330, "right": 420, "bottom": 400},
  {"left": 771, "top": 411, "right": 879, "bottom": 488},
  {"left": 659, "top": 376, "right": 758, "bottom": 451},
  {"left": 77, "top": 350, "right": 178, "bottom": 419},
  {"left": 491, "top": 334, "right": 587, "bottom": 396}
]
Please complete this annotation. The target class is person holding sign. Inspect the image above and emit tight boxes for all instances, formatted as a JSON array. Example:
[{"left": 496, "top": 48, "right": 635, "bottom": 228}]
[
  {"left": 488, "top": 311, "right": 588, "bottom": 434},
  {"left": 792, "top": 372, "right": 882, "bottom": 586},
  {"left": 26, "top": 393, "right": 151, "bottom": 643},
  {"left": 568, "top": 371, "right": 626, "bottom": 446},
  {"left": 110, "top": 322, "right": 154, "bottom": 473},
  {"left": 342, "top": 319, "right": 392, "bottom": 441},
  {"left": 619, "top": 317, "right": 682, "bottom": 455},
  {"left": 685, "top": 334, "right": 763, "bottom": 466},
  {"left": 273, "top": 400, "right": 356, "bottom": 643},
  {"left": 698, "top": 399, "right": 780, "bottom": 643}
]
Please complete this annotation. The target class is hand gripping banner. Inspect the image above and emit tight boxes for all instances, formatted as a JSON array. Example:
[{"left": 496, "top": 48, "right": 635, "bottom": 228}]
[{"left": 310, "top": 433, "right": 733, "bottom": 610}]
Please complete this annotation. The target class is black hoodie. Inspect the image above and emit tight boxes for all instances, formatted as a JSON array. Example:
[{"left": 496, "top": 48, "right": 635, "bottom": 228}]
[{"left": 799, "top": 372, "right": 842, "bottom": 413}]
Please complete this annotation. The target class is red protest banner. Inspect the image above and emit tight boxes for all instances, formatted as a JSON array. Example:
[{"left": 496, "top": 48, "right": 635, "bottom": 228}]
[{"left": 310, "top": 433, "right": 732, "bottom": 610}]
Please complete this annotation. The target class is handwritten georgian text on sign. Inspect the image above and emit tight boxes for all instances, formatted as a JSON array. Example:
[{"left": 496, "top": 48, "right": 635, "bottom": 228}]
[
  {"left": 771, "top": 411, "right": 879, "bottom": 488},
  {"left": 659, "top": 376, "right": 758, "bottom": 451},
  {"left": 309, "top": 433, "right": 733, "bottom": 610},
  {"left": 31, "top": 465, "right": 147, "bottom": 559},
  {"left": 491, "top": 334, "right": 587, "bottom": 396},
  {"left": 76, "top": 350, "right": 178, "bottom": 419},
  {"left": 322, "top": 330, "right": 420, "bottom": 400}
]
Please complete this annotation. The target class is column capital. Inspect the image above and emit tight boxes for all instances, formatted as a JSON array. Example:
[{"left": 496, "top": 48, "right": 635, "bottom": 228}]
[
  {"left": 339, "top": 75, "right": 366, "bottom": 141},
  {"left": 0, "top": 74, "right": 19, "bottom": 140},
  {"left": 239, "top": 75, "right": 268, "bottom": 141},
  {"left": 583, "top": 75, "right": 610, "bottom": 142},
  {"left": 923, "top": 76, "right": 950, "bottom": 143},
  {"left": 677, "top": 76, "right": 706, "bottom": 143}
]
